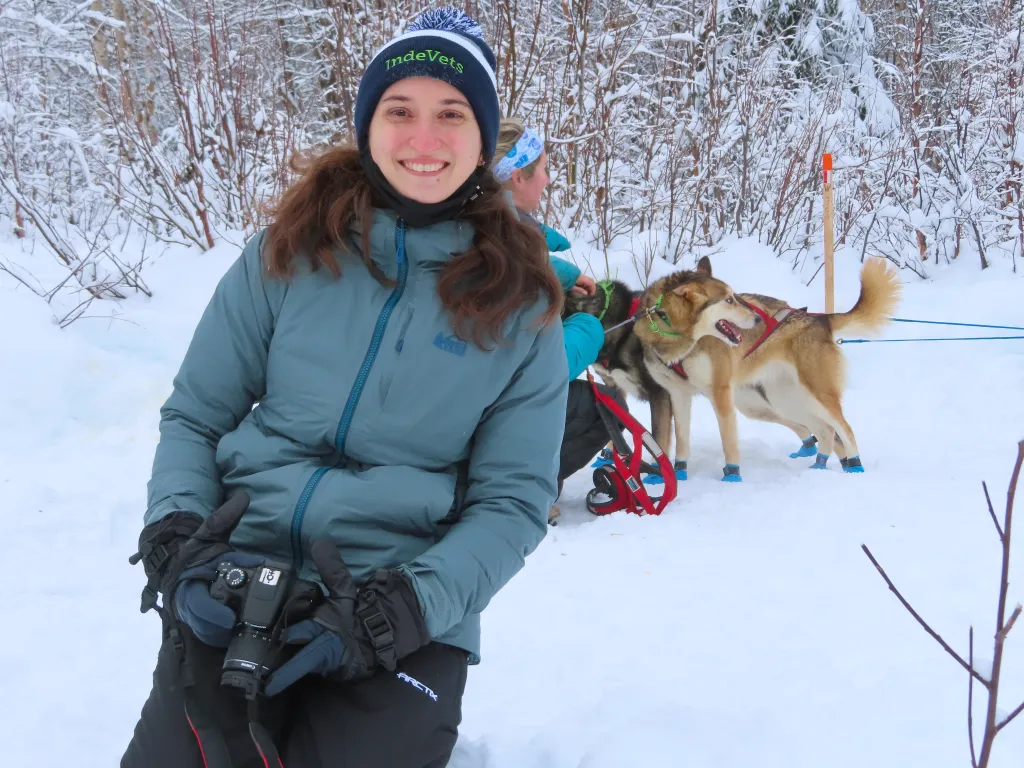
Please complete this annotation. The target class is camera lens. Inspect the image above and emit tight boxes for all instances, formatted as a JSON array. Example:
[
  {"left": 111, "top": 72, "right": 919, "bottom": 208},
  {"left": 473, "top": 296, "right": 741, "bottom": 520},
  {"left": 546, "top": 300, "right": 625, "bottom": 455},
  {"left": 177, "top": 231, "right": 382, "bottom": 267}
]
[{"left": 221, "top": 629, "right": 275, "bottom": 698}]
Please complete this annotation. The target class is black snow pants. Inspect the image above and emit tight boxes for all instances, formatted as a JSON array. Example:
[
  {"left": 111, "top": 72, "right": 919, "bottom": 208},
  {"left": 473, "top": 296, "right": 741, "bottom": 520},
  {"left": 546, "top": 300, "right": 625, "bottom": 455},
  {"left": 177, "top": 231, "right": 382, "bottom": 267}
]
[
  {"left": 121, "top": 627, "right": 468, "bottom": 768},
  {"left": 558, "top": 379, "right": 628, "bottom": 496}
]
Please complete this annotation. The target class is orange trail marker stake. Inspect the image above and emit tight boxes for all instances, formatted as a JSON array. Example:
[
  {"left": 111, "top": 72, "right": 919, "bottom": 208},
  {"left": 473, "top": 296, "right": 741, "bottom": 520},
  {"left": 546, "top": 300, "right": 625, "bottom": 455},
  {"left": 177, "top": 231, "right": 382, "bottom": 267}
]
[{"left": 823, "top": 153, "right": 835, "bottom": 314}]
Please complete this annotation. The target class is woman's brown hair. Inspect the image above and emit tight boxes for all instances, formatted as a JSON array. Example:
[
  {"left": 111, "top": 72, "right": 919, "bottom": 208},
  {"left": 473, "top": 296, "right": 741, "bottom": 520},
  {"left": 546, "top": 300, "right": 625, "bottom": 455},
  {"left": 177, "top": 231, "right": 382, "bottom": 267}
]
[{"left": 262, "top": 144, "right": 562, "bottom": 349}]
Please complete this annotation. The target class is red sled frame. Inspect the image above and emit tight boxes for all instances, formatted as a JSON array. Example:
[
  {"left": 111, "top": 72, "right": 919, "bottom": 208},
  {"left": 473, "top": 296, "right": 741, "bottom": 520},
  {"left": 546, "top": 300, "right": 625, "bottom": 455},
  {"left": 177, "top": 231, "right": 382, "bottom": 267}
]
[{"left": 585, "top": 369, "right": 678, "bottom": 516}]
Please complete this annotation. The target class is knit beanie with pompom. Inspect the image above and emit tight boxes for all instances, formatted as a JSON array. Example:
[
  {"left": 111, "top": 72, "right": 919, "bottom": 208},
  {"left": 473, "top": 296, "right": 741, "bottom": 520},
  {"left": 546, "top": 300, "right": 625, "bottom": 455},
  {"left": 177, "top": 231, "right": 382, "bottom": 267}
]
[{"left": 353, "top": 7, "right": 500, "bottom": 163}]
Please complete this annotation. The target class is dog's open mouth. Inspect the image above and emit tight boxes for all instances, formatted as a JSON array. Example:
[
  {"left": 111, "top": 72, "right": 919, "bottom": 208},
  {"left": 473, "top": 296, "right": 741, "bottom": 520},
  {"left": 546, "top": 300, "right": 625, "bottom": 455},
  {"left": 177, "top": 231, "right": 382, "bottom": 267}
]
[{"left": 715, "top": 319, "right": 743, "bottom": 346}]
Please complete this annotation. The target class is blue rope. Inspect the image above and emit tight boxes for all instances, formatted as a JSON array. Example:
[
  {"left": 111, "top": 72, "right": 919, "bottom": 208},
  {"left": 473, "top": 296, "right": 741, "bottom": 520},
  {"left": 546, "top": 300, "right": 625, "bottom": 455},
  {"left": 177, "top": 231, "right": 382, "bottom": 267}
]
[
  {"left": 840, "top": 335, "right": 1024, "bottom": 344},
  {"left": 891, "top": 318, "right": 1024, "bottom": 332}
]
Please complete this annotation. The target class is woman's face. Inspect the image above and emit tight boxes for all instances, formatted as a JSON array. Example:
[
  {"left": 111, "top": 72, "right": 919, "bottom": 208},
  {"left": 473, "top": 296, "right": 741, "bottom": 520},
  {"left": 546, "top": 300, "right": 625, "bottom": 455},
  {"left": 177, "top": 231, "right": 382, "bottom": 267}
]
[
  {"left": 368, "top": 77, "right": 483, "bottom": 204},
  {"left": 509, "top": 150, "right": 550, "bottom": 214}
]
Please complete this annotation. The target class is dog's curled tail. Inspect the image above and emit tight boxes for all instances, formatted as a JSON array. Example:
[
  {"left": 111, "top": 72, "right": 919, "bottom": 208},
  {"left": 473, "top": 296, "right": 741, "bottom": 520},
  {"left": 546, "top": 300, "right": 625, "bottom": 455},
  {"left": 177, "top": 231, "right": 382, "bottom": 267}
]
[{"left": 829, "top": 257, "right": 902, "bottom": 339}]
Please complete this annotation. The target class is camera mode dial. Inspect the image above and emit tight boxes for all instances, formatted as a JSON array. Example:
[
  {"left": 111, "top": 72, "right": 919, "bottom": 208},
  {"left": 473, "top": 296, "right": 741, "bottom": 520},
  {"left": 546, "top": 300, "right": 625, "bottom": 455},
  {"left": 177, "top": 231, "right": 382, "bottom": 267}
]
[{"left": 217, "top": 562, "right": 248, "bottom": 589}]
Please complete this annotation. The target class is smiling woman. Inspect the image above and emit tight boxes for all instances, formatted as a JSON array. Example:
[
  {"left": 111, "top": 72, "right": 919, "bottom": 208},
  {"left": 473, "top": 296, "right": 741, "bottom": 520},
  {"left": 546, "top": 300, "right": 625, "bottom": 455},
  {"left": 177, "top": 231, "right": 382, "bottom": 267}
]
[
  {"left": 252, "top": 14, "right": 563, "bottom": 347},
  {"left": 120, "top": 7, "right": 569, "bottom": 768},
  {"left": 369, "top": 80, "right": 483, "bottom": 204}
]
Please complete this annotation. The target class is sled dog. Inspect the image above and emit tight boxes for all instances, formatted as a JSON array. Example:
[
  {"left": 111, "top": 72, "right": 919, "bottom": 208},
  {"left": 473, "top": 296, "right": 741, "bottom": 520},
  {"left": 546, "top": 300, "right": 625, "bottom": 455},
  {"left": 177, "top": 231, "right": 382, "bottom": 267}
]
[{"left": 569, "top": 256, "right": 901, "bottom": 479}]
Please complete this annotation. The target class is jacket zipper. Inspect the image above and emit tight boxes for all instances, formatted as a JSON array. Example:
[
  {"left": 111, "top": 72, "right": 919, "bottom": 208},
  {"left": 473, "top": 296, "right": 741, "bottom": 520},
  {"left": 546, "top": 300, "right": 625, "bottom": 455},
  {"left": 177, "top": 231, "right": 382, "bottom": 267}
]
[{"left": 289, "top": 221, "right": 409, "bottom": 570}]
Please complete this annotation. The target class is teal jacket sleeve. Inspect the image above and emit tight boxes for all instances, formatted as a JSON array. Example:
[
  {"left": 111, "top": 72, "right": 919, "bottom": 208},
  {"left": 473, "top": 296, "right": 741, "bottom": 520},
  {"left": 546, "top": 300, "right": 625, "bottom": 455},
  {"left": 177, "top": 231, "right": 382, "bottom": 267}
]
[
  {"left": 550, "top": 255, "right": 580, "bottom": 292},
  {"left": 562, "top": 312, "right": 605, "bottom": 379},
  {"left": 549, "top": 256, "right": 601, "bottom": 376},
  {"left": 397, "top": 314, "right": 568, "bottom": 641},
  {"left": 145, "top": 231, "right": 282, "bottom": 526},
  {"left": 541, "top": 224, "right": 572, "bottom": 252}
]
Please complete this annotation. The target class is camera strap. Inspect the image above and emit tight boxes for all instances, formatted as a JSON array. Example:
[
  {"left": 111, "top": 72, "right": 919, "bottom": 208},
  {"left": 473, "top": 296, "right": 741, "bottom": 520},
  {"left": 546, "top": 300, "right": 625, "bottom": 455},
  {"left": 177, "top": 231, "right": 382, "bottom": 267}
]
[
  {"left": 247, "top": 700, "right": 285, "bottom": 768},
  {"left": 169, "top": 621, "right": 236, "bottom": 768},
  {"left": 171, "top": 621, "right": 287, "bottom": 768},
  {"left": 182, "top": 689, "right": 235, "bottom": 768}
]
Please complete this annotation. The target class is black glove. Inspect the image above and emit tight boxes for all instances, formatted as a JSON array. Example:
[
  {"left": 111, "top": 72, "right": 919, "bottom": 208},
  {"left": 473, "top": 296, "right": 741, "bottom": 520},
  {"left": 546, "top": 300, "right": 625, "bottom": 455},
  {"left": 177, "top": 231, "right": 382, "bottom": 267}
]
[
  {"left": 129, "top": 492, "right": 250, "bottom": 615},
  {"left": 263, "top": 538, "right": 431, "bottom": 695}
]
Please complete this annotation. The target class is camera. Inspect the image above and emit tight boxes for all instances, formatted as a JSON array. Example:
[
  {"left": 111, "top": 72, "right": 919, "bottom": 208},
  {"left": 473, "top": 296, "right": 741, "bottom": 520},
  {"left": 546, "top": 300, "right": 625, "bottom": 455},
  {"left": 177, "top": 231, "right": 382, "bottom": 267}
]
[{"left": 209, "top": 558, "right": 297, "bottom": 699}]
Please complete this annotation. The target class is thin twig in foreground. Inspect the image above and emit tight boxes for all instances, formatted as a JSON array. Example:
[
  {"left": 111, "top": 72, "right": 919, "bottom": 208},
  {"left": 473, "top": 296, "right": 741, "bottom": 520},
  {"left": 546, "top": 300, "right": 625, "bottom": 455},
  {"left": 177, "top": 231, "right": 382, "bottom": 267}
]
[
  {"left": 983, "top": 481, "right": 1003, "bottom": 539},
  {"left": 969, "top": 627, "right": 978, "bottom": 768},
  {"left": 861, "top": 544, "right": 989, "bottom": 687}
]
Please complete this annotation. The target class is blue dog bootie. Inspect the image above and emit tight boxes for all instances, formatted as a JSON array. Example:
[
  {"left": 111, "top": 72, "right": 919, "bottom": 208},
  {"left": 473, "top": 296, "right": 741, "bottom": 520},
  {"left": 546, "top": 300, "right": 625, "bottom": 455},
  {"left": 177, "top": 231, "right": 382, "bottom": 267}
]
[
  {"left": 644, "top": 460, "right": 687, "bottom": 485},
  {"left": 811, "top": 453, "right": 830, "bottom": 470},
  {"left": 789, "top": 436, "right": 818, "bottom": 458},
  {"left": 591, "top": 448, "right": 614, "bottom": 468},
  {"left": 841, "top": 456, "right": 864, "bottom": 473},
  {"left": 722, "top": 464, "right": 742, "bottom": 482}
]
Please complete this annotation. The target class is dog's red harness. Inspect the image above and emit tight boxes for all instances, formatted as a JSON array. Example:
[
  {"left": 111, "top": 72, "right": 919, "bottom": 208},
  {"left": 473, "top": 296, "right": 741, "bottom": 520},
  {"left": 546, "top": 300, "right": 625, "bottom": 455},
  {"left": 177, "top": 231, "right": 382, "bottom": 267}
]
[
  {"left": 662, "top": 302, "right": 799, "bottom": 381},
  {"left": 741, "top": 302, "right": 797, "bottom": 358},
  {"left": 586, "top": 370, "right": 677, "bottom": 516},
  {"left": 627, "top": 296, "right": 641, "bottom": 319}
]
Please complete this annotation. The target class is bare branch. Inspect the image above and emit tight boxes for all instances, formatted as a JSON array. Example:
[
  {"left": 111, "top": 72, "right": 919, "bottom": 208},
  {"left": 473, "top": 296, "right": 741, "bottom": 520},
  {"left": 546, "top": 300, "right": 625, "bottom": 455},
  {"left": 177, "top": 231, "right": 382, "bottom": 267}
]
[
  {"left": 1007, "top": 441, "right": 1024, "bottom": 537},
  {"left": 861, "top": 544, "right": 989, "bottom": 687},
  {"left": 1000, "top": 605, "right": 1022, "bottom": 641},
  {"left": 997, "top": 700, "right": 1024, "bottom": 732},
  {"left": 867, "top": 440, "right": 1022, "bottom": 768},
  {"left": 969, "top": 627, "right": 979, "bottom": 768},
  {"left": 979, "top": 441, "right": 1024, "bottom": 765},
  {"left": 983, "top": 482, "right": 1003, "bottom": 540}
]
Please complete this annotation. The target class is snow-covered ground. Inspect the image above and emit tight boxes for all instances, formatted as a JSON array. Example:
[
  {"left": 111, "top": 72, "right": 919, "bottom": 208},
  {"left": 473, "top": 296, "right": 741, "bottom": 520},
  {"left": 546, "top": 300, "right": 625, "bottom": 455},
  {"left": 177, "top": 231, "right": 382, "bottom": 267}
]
[{"left": 2, "top": 229, "right": 1022, "bottom": 767}]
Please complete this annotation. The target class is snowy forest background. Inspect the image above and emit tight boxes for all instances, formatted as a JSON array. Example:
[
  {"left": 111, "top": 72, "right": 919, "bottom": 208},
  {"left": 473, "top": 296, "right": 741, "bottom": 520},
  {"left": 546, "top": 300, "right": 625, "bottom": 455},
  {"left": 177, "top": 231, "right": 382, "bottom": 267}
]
[{"left": 2, "top": 0, "right": 1023, "bottom": 324}]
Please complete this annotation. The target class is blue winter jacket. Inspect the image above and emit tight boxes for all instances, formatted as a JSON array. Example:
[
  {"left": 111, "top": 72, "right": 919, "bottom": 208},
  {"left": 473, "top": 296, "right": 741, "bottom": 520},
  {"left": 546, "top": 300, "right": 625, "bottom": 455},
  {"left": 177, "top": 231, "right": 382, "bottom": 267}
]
[
  {"left": 145, "top": 211, "right": 568, "bottom": 663},
  {"left": 541, "top": 224, "right": 572, "bottom": 253}
]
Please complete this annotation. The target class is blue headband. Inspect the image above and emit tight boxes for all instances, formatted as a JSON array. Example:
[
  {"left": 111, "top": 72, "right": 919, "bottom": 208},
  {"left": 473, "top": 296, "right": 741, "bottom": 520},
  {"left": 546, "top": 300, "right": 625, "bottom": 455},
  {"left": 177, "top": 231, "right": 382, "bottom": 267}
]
[{"left": 493, "top": 127, "right": 545, "bottom": 182}]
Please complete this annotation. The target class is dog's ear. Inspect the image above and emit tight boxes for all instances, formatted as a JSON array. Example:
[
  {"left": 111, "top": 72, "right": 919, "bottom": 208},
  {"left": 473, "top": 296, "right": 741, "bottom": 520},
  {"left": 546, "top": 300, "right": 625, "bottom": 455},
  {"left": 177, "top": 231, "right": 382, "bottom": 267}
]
[
  {"left": 672, "top": 283, "right": 704, "bottom": 304},
  {"left": 695, "top": 256, "right": 712, "bottom": 276}
]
